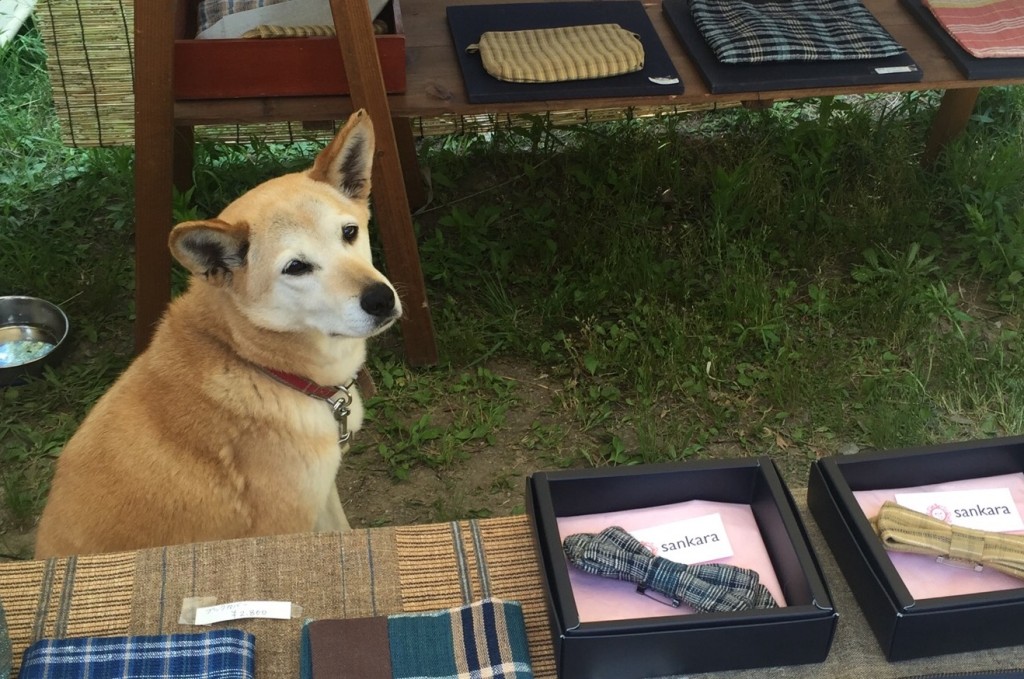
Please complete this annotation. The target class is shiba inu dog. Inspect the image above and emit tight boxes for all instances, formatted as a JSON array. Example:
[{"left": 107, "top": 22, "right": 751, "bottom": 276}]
[{"left": 34, "top": 110, "right": 400, "bottom": 558}]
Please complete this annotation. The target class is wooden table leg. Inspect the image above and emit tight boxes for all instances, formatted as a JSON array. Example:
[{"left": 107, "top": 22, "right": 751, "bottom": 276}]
[
  {"left": 133, "top": 0, "right": 176, "bottom": 353},
  {"left": 329, "top": 0, "right": 438, "bottom": 366},
  {"left": 173, "top": 126, "right": 195, "bottom": 195},
  {"left": 923, "top": 88, "right": 980, "bottom": 166},
  {"left": 393, "top": 116, "right": 428, "bottom": 211}
]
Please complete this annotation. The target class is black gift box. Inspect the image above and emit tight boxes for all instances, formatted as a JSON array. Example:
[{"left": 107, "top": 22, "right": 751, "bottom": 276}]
[
  {"left": 808, "top": 435, "right": 1024, "bottom": 661},
  {"left": 526, "top": 457, "right": 837, "bottom": 679}
]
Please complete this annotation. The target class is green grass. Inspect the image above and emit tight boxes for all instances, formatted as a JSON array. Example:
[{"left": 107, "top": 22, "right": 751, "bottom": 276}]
[
  {"left": 4, "top": 21, "right": 1024, "bottom": 550},
  {"left": 1, "top": 26, "right": 137, "bottom": 528}
]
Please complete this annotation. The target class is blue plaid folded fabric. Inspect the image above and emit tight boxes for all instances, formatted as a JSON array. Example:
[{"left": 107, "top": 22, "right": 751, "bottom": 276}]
[
  {"left": 690, "top": 0, "right": 906, "bottom": 64},
  {"left": 0, "top": 597, "right": 11, "bottom": 679},
  {"left": 19, "top": 629, "right": 255, "bottom": 679}
]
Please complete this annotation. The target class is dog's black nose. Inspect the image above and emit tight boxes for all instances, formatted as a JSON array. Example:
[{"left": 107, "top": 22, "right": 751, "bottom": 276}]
[{"left": 360, "top": 282, "right": 396, "bottom": 318}]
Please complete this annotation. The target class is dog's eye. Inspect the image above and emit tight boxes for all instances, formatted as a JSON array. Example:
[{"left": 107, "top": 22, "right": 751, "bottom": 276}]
[
  {"left": 282, "top": 259, "right": 313, "bottom": 276},
  {"left": 342, "top": 224, "right": 358, "bottom": 243}
]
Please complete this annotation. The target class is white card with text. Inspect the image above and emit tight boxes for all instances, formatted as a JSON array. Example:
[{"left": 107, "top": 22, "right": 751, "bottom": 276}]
[
  {"left": 894, "top": 487, "right": 1024, "bottom": 532},
  {"left": 194, "top": 600, "right": 293, "bottom": 625},
  {"left": 631, "top": 512, "right": 734, "bottom": 564}
]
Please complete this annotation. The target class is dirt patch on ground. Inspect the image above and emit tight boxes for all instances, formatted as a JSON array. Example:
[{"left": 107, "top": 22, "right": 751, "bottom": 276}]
[
  {"left": 339, "top": 357, "right": 814, "bottom": 530},
  {"left": 340, "top": 359, "right": 569, "bottom": 527},
  {"left": 0, "top": 516, "right": 35, "bottom": 561}
]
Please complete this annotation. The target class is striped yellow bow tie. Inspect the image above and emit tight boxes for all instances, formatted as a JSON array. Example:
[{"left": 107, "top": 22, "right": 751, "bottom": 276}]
[{"left": 871, "top": 501, "right": 1024, "bottom": 580}]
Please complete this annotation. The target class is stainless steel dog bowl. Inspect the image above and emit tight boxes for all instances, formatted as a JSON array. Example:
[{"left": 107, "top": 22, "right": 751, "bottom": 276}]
[{"left": 0, "top": 296, "right": 70, "bottom": 386}]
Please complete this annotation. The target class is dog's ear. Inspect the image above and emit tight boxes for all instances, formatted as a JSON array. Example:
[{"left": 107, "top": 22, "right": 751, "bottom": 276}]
[
  {"left": 308, "top": 109, "right": 375, "bottom": 202},
  {"left": 169, "top": 219, "right": 250, "bottom": 286}
]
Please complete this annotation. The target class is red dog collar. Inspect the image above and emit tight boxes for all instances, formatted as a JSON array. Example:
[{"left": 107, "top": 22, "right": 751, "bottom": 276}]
[{"left": 258, "top": 367, "right": 356, "bottom": 442}]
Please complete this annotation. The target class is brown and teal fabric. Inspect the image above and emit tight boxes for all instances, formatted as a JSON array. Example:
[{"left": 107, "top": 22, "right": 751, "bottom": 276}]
[
  {"left": 301, "top": 599, "right": 533, "bottom": 679},
  {"left": 3, "top": 507, "right": 1024, "bottom": 678},
  {"left": 388, "top": 600, "right": 532, "bottom": 678},
  {"left": 872, "top": 501, "right": 1024, "bottom": 580},
  {"left": 563, "top": 526, "right": 776, "bottom": 612},
  {"left": 466, "top": 24, "right": 645, "bottom": 83},
  {"left": 302, "top": 617, "right": 391, "bottom": 679}
]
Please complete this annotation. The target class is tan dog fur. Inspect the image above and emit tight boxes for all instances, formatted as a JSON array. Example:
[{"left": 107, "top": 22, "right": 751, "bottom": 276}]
[{"left": 34, "top": 110, "right": 400, "bottom": 558}]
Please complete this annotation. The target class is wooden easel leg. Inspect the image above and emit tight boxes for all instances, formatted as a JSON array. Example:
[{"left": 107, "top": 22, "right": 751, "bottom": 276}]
[
  {"left": 133, "top": 0, "right": 176, "bottom": 353},
  {"left": 329, "top": 0, "right": 438, "bottom": 366},
  {"left": 923, "top": 88, "right": 980, "bottom": 166}
]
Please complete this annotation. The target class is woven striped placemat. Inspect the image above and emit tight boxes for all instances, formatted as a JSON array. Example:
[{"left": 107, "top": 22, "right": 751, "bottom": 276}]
[{"left": 5, "top": 501, "right": 1024, "bottom": 677}]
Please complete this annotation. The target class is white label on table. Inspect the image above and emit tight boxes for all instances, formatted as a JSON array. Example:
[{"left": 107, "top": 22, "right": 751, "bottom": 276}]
[
  {"left": 631, "top": 512, "right": 734, "bottom": 564},
  {"left": 894, "top": 487, "right": 1024, "bottom": 531},
  {"left": 194, "top": 600, "right": 293, "bottom": 625},
  {"left": 875, "top": 66, "right": 916, "bottom": 74}
]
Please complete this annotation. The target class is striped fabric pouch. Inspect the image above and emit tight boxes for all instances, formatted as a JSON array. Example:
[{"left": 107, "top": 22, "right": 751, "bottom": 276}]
[
  {"left": 925, "top": 0, "right": 1024, "bottom": 58},
  {"left": 690, "top": 0, "right": 906, "bottom": 63},
  {"left": 467, "top": 24, "right": 645, "bottom": 83}
]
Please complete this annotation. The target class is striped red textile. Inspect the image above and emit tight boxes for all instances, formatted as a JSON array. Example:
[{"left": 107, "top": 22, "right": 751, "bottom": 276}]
[{"left": 925, "top": 0, "right": 1024, "bottom": 58}]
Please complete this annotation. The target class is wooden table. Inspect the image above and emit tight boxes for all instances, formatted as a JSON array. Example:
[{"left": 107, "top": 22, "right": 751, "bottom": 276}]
[{"left": 134, "top": 0, "right": 1024, "bottom": 365}]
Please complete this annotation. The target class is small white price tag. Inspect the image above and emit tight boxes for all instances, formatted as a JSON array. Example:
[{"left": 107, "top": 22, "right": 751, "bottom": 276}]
[
  {"left": 193, "top": 600, "right": 293, "bottom": 625},
  {"left": 894, "top": 487, "right": 1024, "bottom": 532},
  {"left": 631, "top": 513, "right": 734, "bottom": 565}
]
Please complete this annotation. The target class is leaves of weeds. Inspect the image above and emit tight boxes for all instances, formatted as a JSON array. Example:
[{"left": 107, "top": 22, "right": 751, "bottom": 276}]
[
  {"left": 409, "top": 93, "right": 1024, "bottom": 481},
  {"left": 6, "top": 18, "right": 1024, "bottom": 526},
  {"left": 363, "top": 364, "right": 518, "bottom": 480}
]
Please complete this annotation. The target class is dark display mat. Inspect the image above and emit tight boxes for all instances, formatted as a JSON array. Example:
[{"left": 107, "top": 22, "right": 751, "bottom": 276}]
[
  {"left": 901, "top": 0, "right": 1024, "bottom": 80},
  {"left": 662, "top": 0, "right": 923, "bottom": 94},
  {"left": 446, "top": 1, "right": 683, "bottom": 104}
]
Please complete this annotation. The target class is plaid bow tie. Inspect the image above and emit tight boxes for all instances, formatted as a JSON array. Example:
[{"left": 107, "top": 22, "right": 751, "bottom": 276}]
[
  {"left": 563, "top": 526, "right": 777, "bottom": 613},
  {"left": 871, "top": 501, "right": 1024, "bottom": 580}
]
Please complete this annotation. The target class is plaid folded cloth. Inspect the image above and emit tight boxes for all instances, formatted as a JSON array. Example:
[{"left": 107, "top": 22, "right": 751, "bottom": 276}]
[
  {"left": 564, "top": 526, "right": 777, "bottom": 612},
  {"left": 301, "top": 599, "right": 534, "bottom": 679},
  {"left": 690, "top": 0, "right": 906, "bottom": 64},
  {"left": 924, "top": 0, "right": 1024, "bottom": 58},
  {"left": 872, "top": 501, "right": 1024, "bottom": 579},
  {"left": 19, "top": 629, "right": 255, "bottom": 679}
]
